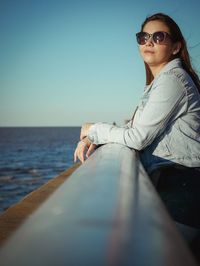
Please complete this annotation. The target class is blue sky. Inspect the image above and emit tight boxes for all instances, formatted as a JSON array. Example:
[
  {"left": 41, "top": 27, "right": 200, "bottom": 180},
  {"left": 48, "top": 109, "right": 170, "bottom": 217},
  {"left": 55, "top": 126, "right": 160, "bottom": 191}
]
[{"left": 1, "top": 0, "right": 200, "bottom": 126}]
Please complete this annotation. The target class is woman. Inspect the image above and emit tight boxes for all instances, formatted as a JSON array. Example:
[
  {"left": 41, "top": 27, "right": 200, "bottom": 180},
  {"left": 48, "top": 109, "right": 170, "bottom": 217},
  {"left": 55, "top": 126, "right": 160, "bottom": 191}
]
[
  {"left": 74, "top": 13, "right": 200, "bottom": 175},
  {"left": 74, "top": 14, "right": 200, "bottom": 251}
]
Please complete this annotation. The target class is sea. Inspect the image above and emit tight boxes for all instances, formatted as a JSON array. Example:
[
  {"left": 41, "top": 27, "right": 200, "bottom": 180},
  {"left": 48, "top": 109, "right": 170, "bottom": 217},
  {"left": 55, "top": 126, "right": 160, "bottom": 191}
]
[{"left": 0, "top": 127, "right": 80, "bottom": 214}]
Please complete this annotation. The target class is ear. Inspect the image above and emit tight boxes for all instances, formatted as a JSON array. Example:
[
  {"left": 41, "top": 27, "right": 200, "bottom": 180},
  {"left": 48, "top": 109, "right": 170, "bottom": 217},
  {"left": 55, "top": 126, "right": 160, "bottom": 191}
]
[{"left": 172, "top": 42, "right": 182, "bottom": 55}]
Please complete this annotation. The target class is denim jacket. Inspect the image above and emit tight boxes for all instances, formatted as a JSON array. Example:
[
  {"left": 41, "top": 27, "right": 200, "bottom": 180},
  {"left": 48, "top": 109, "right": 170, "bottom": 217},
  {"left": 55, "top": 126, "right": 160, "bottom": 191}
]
[{"left": 88, "top": 58, "right": 200, "bottom": 173}]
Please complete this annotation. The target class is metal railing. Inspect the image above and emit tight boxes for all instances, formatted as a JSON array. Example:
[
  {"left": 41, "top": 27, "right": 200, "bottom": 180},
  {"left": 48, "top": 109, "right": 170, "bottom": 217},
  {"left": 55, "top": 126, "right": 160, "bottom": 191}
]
[{"left": 0, "top": 144, "right": 197, "bottom": 266}]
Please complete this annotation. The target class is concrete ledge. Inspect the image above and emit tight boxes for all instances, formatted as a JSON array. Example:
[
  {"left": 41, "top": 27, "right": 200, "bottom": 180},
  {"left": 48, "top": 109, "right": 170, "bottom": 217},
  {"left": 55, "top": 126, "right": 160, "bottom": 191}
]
[
  {"left": 0, "top": 163, "right": 80, "bottom": 245},
  {"left": 0, "top": 144, "right": 198, "bottom": 265}
]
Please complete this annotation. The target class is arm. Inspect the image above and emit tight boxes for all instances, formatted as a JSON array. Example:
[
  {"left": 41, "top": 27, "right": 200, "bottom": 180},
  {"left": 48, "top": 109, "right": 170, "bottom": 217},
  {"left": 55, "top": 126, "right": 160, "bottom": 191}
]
[{"left": 88, "top": 74, "right": 187, "bottom": 150}]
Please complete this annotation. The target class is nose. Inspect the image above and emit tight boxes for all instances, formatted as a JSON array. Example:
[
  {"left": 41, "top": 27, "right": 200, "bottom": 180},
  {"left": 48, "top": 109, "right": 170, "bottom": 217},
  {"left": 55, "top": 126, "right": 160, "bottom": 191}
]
[{"left": 145, "top": 35, "right": 154, "bottom": 46}]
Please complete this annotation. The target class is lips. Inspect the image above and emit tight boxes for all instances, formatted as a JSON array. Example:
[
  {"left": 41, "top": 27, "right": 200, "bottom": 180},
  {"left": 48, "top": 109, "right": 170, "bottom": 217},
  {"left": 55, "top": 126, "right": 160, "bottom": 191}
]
[{"left": 144, "top": 50, "right": 154, "bottom": 54}]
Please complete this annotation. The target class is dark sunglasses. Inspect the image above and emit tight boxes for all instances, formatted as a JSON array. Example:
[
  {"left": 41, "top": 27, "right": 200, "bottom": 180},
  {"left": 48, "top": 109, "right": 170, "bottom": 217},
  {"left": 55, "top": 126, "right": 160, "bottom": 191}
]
[{"left": 136, "top": 31, "right": 171, "bottom": 45}]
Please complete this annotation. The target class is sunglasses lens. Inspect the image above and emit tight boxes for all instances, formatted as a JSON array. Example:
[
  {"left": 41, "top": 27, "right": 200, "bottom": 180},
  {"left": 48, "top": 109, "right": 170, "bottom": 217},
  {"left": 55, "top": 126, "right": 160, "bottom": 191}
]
[
  {"left": 153, "top": 32, "right": 165, "bottom": 43},
  {"left": 136, "top": 32, "right": 148, "bottom": 45},
  {"left": 136, "top": 31, "right": 169, "bottom": 45}
]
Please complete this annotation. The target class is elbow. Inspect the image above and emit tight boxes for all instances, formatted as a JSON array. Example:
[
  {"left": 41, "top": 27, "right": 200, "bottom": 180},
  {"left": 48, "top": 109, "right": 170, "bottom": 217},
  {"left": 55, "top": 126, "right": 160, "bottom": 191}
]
[{"left": 124, "top": 130, "right": 149, "bottom": 151}]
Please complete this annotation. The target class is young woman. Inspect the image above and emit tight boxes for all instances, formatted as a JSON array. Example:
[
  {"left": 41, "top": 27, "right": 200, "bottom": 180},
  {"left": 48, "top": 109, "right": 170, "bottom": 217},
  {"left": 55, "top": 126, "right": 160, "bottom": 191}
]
[
  {"left": 74, "top": 15, "right": 200, "bottom": 249},
  {"left": 74, "top": 13, "right": 200, "bottom": 175}
]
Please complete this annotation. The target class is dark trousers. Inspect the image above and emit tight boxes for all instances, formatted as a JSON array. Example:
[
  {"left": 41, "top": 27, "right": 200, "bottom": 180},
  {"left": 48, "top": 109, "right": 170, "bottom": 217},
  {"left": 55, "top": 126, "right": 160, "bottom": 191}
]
[
  {"left": 151, "top": 165, "right": 200, "bottom": 228},
  {"left": 150, "top": 165, "right": 200, "bottom": 262}
]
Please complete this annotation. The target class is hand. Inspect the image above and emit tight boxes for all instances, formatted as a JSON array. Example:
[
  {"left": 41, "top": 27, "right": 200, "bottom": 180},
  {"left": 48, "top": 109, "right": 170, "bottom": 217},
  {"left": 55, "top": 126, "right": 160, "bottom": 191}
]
[
  {"left": 74, "top": 136, "right": 97, "bottom": 163},
  {"left": 80, "top": 123, "right": 94, "bottom": 140}
]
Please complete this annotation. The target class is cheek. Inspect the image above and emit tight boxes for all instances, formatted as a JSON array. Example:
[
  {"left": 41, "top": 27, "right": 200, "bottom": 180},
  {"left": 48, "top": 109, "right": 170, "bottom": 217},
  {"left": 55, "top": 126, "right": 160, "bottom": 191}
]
[
  {"left": 157, "top": 45, "right": 173, "bottom": 57},
  {"left": 139, "top": 46, "right": 145, "bottom": 55}
]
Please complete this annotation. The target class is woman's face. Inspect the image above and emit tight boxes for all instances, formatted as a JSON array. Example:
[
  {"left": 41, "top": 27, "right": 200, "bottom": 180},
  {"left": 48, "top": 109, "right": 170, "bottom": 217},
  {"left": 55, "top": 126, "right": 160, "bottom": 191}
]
[{"left": 139, "top": 20, "right": 178, "bottom": 71}]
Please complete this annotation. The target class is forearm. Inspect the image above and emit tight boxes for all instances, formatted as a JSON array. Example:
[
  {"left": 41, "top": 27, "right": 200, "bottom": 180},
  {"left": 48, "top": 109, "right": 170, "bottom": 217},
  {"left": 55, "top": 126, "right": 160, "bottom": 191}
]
[{"left": 87, "top": 122, "right": 145, "bottom": 150}]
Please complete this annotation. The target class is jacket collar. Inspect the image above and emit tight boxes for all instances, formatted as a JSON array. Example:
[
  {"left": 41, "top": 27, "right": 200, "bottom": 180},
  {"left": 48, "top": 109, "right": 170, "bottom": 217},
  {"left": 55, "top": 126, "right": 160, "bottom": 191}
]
[
  {"left": 156, "top": 58, "right": 182, "bottom": 78},
  {"left": 144, "top": 58, "right": 182, "bottom": 91}
]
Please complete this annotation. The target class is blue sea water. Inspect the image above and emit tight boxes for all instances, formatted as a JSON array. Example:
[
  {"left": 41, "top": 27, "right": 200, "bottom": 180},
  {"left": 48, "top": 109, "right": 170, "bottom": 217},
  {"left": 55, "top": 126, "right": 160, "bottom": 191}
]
[{"left": 0, "top": 127, "right": 80, "bottom": 213}]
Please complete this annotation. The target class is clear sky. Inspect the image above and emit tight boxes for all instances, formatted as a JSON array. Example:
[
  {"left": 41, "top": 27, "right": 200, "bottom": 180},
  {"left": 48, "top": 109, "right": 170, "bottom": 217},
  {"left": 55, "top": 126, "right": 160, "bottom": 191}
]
[{"left": 1, "top": 0, "right": 200, "bottom": 126}]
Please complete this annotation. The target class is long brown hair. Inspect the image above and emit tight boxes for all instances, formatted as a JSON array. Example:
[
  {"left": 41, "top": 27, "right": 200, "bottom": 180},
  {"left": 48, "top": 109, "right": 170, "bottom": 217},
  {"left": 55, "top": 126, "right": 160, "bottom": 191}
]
[{"left": 141, "top": 13, "right": 200, "bottom": 93}]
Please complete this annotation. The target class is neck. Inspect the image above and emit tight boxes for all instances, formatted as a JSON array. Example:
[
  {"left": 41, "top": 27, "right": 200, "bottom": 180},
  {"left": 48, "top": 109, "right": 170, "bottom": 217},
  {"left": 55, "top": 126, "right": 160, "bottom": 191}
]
[{"left": 149, "top": 62, "right": 168, "bottom": 77}]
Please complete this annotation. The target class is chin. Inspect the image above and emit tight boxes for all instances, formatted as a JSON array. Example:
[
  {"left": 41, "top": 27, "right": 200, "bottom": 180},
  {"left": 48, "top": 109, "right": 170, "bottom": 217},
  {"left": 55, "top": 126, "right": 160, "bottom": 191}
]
[
  {"left": 142, "top": 54, "right": 155, "bottom": 63},
  {"left": 143, "top": 58, "right": 157, "bottom": 66}
]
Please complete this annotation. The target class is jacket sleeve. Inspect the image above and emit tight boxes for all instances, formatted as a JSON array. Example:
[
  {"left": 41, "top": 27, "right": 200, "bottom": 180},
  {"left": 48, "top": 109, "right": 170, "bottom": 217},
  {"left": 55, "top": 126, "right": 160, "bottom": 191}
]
[{"left": 88, "top": 73, "right": 187, "bottom": 150}]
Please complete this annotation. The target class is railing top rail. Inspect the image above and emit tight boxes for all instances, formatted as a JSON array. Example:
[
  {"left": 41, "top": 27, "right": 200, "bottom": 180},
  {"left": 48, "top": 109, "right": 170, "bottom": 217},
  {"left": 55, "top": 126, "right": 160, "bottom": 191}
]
[{"left": 0, "top": 144, "right": 197, "bottom": 266}]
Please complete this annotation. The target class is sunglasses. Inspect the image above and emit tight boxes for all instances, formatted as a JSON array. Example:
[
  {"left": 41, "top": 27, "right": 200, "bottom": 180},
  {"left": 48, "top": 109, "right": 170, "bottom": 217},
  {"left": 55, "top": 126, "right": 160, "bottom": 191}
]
[{"left": 136, "top": 31, "right": 171, "bottom": 45}]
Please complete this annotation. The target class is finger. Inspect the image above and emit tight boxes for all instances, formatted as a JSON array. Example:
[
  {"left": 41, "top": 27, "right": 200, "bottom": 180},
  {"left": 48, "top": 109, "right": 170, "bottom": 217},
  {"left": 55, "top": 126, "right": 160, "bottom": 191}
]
[
  {"left": 86, "top": 144, "right": 95, "bottom": 158},
  {"left": 80, "top": 143, "right": 88, "bottom": 162},
  {"left": 74, "top": 145, "right": 83, "bottom": 163},
  {"left": 79, "top": 150, "right": 84, "bottom": 163},
  {"left": 76, "top": 142, "right": 86, "bottom": 163},
  {"left": 74, "top": 148, "right": 78, "bottom": 163}
]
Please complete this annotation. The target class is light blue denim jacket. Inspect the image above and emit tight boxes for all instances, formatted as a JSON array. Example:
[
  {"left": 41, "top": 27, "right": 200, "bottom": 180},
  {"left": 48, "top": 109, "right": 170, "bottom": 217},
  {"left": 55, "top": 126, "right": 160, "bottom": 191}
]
[{"left": 88, "top": 58, "right": 200, "bottom": 173}]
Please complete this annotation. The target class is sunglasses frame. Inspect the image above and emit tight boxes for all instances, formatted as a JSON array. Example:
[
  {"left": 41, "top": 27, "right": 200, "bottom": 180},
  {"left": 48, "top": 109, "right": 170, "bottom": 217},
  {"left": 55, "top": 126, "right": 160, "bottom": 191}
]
[{"left": 136, "top": 31, "right": 171, "bottom": 45}]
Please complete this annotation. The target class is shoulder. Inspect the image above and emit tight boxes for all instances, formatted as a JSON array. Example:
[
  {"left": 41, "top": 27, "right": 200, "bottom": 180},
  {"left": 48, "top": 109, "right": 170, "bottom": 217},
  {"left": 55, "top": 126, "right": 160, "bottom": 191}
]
[
  {"left": 155, "top": 58, "right": 195, "bottom": 90},
  {"left": 151, "top": 69, "right": 186, "bottom": 100}
]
